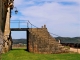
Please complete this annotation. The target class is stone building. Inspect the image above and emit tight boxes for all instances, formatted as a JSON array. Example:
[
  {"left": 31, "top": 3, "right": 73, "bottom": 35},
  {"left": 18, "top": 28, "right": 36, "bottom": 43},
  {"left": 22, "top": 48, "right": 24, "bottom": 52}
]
[{"left": 0, "top": 0, "right": 14, "bottom": 53}]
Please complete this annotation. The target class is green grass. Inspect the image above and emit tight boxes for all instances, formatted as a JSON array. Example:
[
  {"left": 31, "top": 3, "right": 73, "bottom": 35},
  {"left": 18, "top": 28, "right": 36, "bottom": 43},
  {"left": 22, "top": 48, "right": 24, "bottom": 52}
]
[{"left": 1, "top": 48, "right": 80, "bottom": 60}]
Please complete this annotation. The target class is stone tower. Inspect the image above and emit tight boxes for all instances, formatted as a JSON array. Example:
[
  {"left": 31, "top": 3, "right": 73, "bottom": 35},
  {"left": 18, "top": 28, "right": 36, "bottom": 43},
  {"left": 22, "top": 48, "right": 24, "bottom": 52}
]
[{"left": 0, "top": 0, "right": 14, "bottom": 53}]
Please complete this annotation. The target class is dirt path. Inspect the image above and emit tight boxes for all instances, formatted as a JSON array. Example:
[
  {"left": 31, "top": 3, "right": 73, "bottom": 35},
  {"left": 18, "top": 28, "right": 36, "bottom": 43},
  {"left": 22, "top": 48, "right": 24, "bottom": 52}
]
[{"left": 70, "top": 48, "right": 80, "bottom": 53}]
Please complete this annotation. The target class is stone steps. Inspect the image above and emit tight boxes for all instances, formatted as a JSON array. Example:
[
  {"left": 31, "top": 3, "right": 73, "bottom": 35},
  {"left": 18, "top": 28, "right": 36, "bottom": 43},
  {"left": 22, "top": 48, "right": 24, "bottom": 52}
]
[{"left": 28, "top": 28, "right": 69, "bottom": 54}]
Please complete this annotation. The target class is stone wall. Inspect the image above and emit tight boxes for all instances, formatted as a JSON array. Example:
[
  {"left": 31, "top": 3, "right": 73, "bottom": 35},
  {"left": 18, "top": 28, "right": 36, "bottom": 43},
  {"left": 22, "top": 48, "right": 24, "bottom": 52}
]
[
  {"left": 0, "top": 0, "right": 14, "bottom": 53},
  {"left": 0, "top": 30, "right": 4, "bottom": 53},
  {"left": 27, "top": 26, "right": 69, "bottom": 54},
  {"left": 0, "top": 0, "right": 7, "bottom": 32}
]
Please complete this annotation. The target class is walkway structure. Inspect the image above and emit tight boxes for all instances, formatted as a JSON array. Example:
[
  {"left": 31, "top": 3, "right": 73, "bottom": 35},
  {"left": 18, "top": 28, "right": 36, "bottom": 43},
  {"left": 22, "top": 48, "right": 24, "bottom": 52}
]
[
  {"left": 0, "top": 0, "right": 69, "bottom": 54},
  {"left": 10, "top": 20, "right": 69, "bottom": 54}
]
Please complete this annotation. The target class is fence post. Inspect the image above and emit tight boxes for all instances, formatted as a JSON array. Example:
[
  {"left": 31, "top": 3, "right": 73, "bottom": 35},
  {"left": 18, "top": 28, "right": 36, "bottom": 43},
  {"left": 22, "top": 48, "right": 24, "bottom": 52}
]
[
  {"left": 31, "top": 24, "right": 32, "bottom": 32},
  {"left": 18, "top": 20, "right": 20, "bottom": 28},
  {"left": 77, "top": 43, "right": 78, "bottom": 53},
  {"left": 27, "top": 22, "right": 29, "bottom": 28}
]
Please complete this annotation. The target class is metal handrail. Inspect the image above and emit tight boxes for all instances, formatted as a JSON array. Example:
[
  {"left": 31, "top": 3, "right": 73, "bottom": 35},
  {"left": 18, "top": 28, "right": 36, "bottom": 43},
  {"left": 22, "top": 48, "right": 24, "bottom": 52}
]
[
  {"left": 10, "top": 20, "right": 62, "bottom": 53},
  {"left": 10, "top": 20, "right": 61, "bottom": 38},
  {"left": 50, "top": 33, "right": 61, "bottom": 37}
]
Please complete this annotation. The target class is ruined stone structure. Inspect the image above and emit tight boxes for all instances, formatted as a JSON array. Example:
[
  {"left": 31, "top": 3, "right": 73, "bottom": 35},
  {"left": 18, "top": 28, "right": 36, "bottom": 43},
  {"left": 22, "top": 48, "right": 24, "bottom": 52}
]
[
  {"left": 0, "top": 0, "right": 14, "bottom": 53},
  {"left": 27, "top": 26, "right": 68, "bottom": 54},
  {"left": 0, "top": 0, "right": 69, "bottom": 54}
]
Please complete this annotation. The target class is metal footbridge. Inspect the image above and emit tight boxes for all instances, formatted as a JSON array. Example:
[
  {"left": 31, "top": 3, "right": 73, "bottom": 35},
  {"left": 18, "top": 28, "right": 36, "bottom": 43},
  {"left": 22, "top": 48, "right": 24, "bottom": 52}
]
[{"left": 10, "top": 20, "right": 61, "bottom": 37}]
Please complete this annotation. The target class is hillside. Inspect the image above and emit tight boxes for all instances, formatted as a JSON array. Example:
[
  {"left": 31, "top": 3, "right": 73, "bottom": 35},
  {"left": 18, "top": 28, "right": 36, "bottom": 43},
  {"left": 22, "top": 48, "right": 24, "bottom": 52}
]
[
  {"left": 12, "top": 39, "right": 27, "bottom": 44},
  {"left": 12, "top": 37, "right": 80, "bottom": 44},
  {"left": 55, "top": 37, "right": 80, "bottom": 43}
]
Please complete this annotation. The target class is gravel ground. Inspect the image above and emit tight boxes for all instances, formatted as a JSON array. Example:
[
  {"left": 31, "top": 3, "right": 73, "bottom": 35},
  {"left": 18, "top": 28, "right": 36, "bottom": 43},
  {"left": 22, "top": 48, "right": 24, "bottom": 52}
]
[{"left": 70, "top": 47, "right": 80, "bottom": 53}]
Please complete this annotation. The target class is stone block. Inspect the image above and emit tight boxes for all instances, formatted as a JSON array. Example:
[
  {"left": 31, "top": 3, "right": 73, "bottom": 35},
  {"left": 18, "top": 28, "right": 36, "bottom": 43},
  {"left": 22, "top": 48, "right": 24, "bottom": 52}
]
[{"left": 28, "top": 28, "right": 69, "bottom": 54}]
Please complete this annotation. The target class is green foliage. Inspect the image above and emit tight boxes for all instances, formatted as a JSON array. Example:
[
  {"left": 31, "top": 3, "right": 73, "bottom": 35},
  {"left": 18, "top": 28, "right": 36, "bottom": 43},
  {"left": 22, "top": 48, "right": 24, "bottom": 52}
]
[
  {"left": 1, "top": 48, "right": 80, "bottom": 60},
  {"left": 13, "top": 39, "right": 27, "bottom": 44},
  {"left": 0, "top": 54, "right": 1, "bottom": 60},
  {"left": 12, "top": 37, "right": 80, "bottom": 44},
  {"left": 55, "top": 37, "right": 80, "bottom": 43},
  {"left": 64, "top": 46, "right": 70, "bottom": 49}
]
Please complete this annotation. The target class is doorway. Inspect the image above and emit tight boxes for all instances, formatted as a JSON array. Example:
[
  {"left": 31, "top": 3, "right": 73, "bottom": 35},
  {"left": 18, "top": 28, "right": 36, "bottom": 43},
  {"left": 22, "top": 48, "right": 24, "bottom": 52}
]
[{"left": 11, "top": 31, "right": 27, "bottom": 49}]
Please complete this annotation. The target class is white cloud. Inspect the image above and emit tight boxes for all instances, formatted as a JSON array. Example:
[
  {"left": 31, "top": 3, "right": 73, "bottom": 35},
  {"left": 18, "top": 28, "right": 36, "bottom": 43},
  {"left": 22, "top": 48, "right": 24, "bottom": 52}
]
[{"left": 11, "top": 0, "right": 80, "bottom": 37}]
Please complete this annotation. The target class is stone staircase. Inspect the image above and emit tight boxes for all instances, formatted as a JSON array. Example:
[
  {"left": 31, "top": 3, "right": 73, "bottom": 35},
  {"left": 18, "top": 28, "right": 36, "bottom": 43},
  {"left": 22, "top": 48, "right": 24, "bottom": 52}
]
[{"left": 27, "top": 26, "right": 69, "bottom": 54}]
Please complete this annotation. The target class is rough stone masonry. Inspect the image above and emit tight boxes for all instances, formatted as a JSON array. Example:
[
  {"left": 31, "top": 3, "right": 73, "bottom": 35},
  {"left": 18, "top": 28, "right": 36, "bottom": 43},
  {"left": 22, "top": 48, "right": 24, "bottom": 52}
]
[
  {"left": 0, "top": 0, "right": 14, "bottom": 53},
  {"left": 27, "top": 25, "right": 69, "bottom": 54},
  {"left": 0, "top": 30, "right": 4, "bottom": 53}
]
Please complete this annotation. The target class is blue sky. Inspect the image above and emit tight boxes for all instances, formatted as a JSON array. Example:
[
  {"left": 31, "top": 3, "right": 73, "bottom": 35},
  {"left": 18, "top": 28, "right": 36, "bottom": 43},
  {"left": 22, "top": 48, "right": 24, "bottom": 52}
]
[{"left": 11, "top": 0, "right": 80, "bottom": 39}]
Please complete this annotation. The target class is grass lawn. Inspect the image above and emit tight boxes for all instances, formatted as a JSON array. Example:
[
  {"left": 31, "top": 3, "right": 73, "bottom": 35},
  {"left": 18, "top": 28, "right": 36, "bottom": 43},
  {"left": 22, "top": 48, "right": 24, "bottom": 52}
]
[{"left": 1, "top": 48, "right": 80, "bottom": 60}]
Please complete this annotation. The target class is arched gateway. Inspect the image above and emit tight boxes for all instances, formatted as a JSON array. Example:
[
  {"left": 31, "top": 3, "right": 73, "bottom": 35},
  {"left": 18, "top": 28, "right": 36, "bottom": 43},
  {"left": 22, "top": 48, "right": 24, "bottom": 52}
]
[{"left": 0, "top": 0, "right": 69, "bottom": 54}]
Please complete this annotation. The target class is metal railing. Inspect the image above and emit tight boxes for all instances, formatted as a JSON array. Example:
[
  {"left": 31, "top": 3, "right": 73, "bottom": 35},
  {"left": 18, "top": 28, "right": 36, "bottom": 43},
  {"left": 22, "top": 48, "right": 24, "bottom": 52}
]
[
  {"left": 10, "top": 20, "right": 61, "bottom": 40},
  {"left": 10, "top": 20, "right": 62, "bottom": 53}
]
